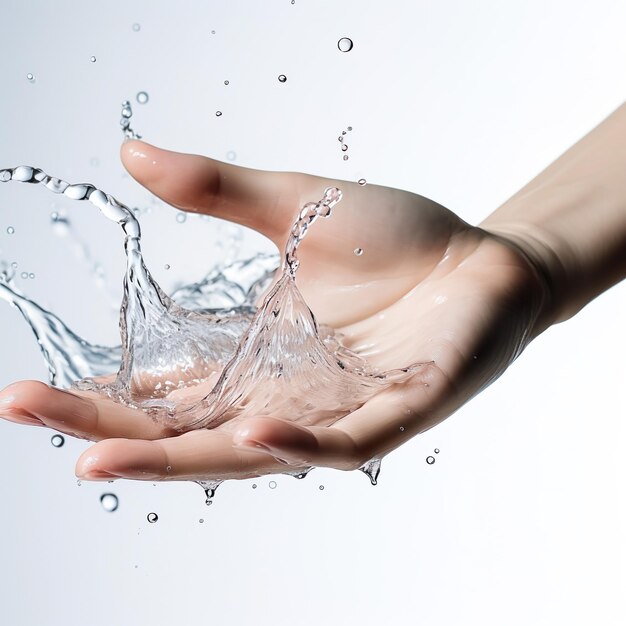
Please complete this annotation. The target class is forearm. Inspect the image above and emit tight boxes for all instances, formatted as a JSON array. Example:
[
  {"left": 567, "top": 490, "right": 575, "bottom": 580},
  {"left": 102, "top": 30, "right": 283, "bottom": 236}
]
[{"left": 480, "top": 103, "right": 626, "bottom": 329}]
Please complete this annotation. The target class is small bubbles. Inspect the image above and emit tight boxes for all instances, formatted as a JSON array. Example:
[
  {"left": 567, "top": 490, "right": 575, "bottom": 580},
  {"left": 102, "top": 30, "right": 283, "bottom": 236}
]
[
  {"left": 399, "top": 426, "right": 405, "bottom": 432},
  {"left": 224, "top": 80, "right": 229, "bottom": 85},
  {"left": 20, "top": 272, "right": 28, "bottom": 279},
  {"left": 353, "top": 247, "right": 363, "bottom": 256},
  {"left": 341, "top": 144, "right": 348, "bottom": 152},
  {"left": 51, "top": 434, "right": 65, "bottom": 448},
  {"left": 211, "top": 30, "right": 216, "bottom": 35},
  {"left": 147, "top": 512, "right": 158, "bottom": 523},
  {"left": 357, "top": 178, "right": 367, "bottom": 186},
  {"left": 6, "top": 226, "right": 14, "bottom": 235},
  {"left": 215, "top": 110, "right": 222, "bottom": 117},
  {"left": 164, "top": 264, "right": 170, "bottom": 270},
  {"left": 100, "top": 493, "right": 119, "bottom": 512},
  {"left": 268, "top": 480, "right": 277, "bottom": 489},
  {"left": 278, "top": 74, "right": 287, "bottom": 83},
  {"left": 252, "top": 483, "right": 257, "bottom": 489},
  {"left": 10, "top": 262, "right": 17, "bottom": 269},
  {"left": 434, "top": 448, "right": 440, "bottom": 454},
  {"left": 226, "top": 150, "right": 237, "bottom": 161},
  {"left": 343, "top": 155, "right": 349, "bottom": 161},
  {"left": 319, "top": 485, "right": 325, "bottom": 490},
  {"left": 77, "top": 479, "right": 82, "bottom": 487},
  {"left": 347, "top": 126, "right": 353, "bottom": 131},
  {"left": 26, "top": 73, "right": 35, "bottom": 82},
  {"left": 175, "top": 213, "right": 187, "bottom": 224},
  {"left": 338, "top": 38, "right": 353, "bottom": 52},
  {"left": 89, "top": 56, "right": 96, "bottom": 63},
  {"left": 426, "top": 456, "right": 435, "bottom": 465},
  {"left": 136, "top": 91, "right": 149, "bottom": 105},
  {"left": 29, "top": 273, "right": 35, "bottom": 279},
  {"left": 132, "top": 23, "right": 141, "bottom": 32},
  {"left": 166, "top": 465, "right": 172, "bottom": 472},
  {"left": 199, "top": 518, "right": 204, "bottom": 524}
]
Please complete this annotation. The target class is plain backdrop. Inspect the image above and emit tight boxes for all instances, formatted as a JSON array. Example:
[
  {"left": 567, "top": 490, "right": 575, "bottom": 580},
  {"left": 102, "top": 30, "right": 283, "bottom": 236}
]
[{"left": 0, "top": 1, "right": 625, "bottom": 625}]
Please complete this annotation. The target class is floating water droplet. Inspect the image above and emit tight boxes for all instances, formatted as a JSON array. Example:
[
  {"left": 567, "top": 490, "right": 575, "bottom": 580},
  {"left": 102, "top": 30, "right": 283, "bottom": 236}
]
[
  {"left": 10, "top": 262, "right": 17, "bottom": 269},
  {"left": 100, "top": 493, "right": 119, "bottom": 512},
  {"left": 434, "top": 448, "right": 440, "bottom": 454},
  {"left": 252, "top": 483, "right": 257, "bottom": 489},
  {"left": 337, "top": 37, "right": 354, "bottom": 52},
  {"left": 6, "top": 226, "right": 14, "bottom": 234},
  {"left": 215, "top": 111, "right": 222, "bottom": 117},
  {"left": 199, "top": 518, "right": 204, "bottom": 523},
  {"left": 426, "top": 456, "right": 435, "bottom": 465},
  {"left": 29, "top": 273, "right": 35, "bottom": 279},
  {"left": 341, "top": 144, "right": 348, "bottom": 152},
  {"left": 342, "top": 131, "right": 347, "bottom": 135},
  {"left": 164, "top": 264, "right": 170, "bottom": 270},
  {"left": 224, "top": 80, "right": 229, "bottom": 85},
  {"left": 347, "top": 126, "right": 353, "bottom": 131},
  {"left": 26, "top": 73, "right": 34, "bottom": 82},
  {"left": 20, "top": 272, "right": 28, "bottom": 279},
  {"left": 343, "top": 155, "right": 349, "bottom": 161},
  {"left": 357, "top": 178, "right": 367, "bottom": 186},
  {"left": 197, "top": 479, "right": 222, "bottom": 505},
  {"left": 166, "top": 465, "right": 172, "bottom": 472},
  {"left": 147, "top": 512, "right": 158, "bottom": 523},
  {"left": 269, "top": 480, "right": 277, "bottom": 489},
  {"left": 132, "top": 23, "right": 141, "bottom": 32},
  {"left": 338, "top": 136, "right": 344, "bottom": 142},
  {"left": 360, "top": 459, "right": 381, "bottom": 485},
  {"left": 278, "top": 74, "right": 287, "bottom": 83},
  {"left": 211, "top": 30, "right": 216, "bottom": 34},
  {"left": 319, "top": 485, "right": 324, "bottom": 490},
  {"left": 176, "top": 213, "right": 187, "bottom": 224},
  {"left": 353, "top": 247, "right": 363, "bottom": 256},
  {"left": 51, "top": 434, "right": 65, "bottom": 447},
  {"left": 399, "top": 426, "right": 405, "bottom": 432},
  {"left": 89, "top": 56, "right": 96, "bottom": 63},
  {"left": 136, "top": 91, "right": 149, "bottom": 105},
  {"left": 77, "top": 479, "right": 82, "bottom": 487},
  {"left": 226, "top": 150, "right": 237, "bottom": 161}
]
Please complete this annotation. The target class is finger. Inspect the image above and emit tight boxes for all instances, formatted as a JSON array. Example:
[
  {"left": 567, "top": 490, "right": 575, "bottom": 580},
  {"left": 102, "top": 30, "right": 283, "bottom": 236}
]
[
  {"left": 120, "top": 140, "right": 321, "bottom": 244},
  {"left": 232, "top": 366, "right": 449, "bottom": 470},
  {"left": 0, "top": 381, "right": 171, "bottom": 441},
  {"left": 75, "top": 429, "right": 289, "bottom": 481}
]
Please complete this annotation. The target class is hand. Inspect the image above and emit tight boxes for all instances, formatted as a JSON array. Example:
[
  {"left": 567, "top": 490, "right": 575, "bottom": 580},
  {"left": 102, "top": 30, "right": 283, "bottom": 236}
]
[{"left": 0, "top": 140, "right": 551, "bottom": 482}]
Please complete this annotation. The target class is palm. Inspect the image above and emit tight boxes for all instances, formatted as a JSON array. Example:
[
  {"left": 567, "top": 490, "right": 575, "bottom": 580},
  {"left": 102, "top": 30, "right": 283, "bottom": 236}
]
[{"left": 0, "top": 141, "right": 546, "bottom": 482}]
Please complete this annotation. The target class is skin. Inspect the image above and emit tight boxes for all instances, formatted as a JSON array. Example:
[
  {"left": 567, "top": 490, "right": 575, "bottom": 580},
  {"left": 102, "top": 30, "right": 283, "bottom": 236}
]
[{"left": 1, "top": 103, "right": 625, "bottom": 482}]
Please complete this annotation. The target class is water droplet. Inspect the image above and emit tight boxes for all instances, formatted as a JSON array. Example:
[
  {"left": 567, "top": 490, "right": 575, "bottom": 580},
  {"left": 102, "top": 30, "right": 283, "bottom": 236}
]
[
  {"left": 10, "top": 262, "right": 17, "bottom": 269},
  {"left": 341, "top": 144, "right": 348, "bottom": 152},
  {"left": 434, "top": 448, "right": 440, "bottom": 454},
  {"left": 353, "top": 248, "right": 363, "bottom": 256},
  {"left": 268, "top": 480, "right": 277, "bottom": 489},
  {"left": 337, "top": 37, "right": 354, "bottom": 52},
  {"left": 347, "top": 126, "right": 353, "bottom": 131},
  {"left": 51, "top": 434, "right": 65, "bottom": 447},
  {"left": 278, "top": 74, "right": 287, "bottom": 83},
  {"left": 176, "top": 213, "right": 187, "bottom": 223},
  {"left": 226, "top": 150, "right": 237, "bottom": 161},
  {"left": 357, "top": 178, "right": 367, "bottom": 186},
  {"left": 291, "top": 0, "right": 295, "bottom": 4},
  {"left": 319, "top": 485, "right": 325, "bottom": 490},
  {"left": 164, "top": 264, "right": 170, "bottom": 270},
  {"left": 132, "top": 23, "right": 141, "bottom": 32},
  {"left": 360, "top": 459, "right": 381, "bottom": 485},
  {"left": 215, "top": 111, "right": 222, "bottom": 117},
  {"left": 197, "top": 479, "right": 222, "bottom": 505},
  {"left": 224, "top": 80, "right": 229, "bottom": 85},
  {"left": 342, "top": 131, "right": 347, "bottom": 135},
  {"left": 29, "top": 273, "right": 35, "bottom": 279},
  {"left": 89, "top": 56, "right": 96, "bottom": 63},
  {"left": 252, "top": 483, "right": 257, "bottom": 489},
  {"left": 26, "top": 73, "right": 34, "bottom": 82},
  {"left": 6, "top": 226, "right": 15, "bottom": 235},
  {"left": 147, "top": 512, "right": 158, "bottom": 523},
  {"left": 166, "top": 465, "right": 172, "bottom": 472},
  {"left": 211, "top": 30, "right": 216, "bottom": 34},
  {"left": 399, "top": 426, "right": 405, "bottom": 432},
  {"left": 199, "top": 518, "right": 204, "bottom": 523},
  {"left": 77, "top": 480, "right": 82, "bottom": 487},
  {"left": 136, "top": 91, "right": 149, "bottom": 105},
  {"left": 20, "top": 272, "right": 28, "bottom": 279},
  {"left": 338, "top": 136, "right": 344, "bottom": 142},
  {"left": 100, "top": 493, "right": 119, "bottom": 512},
  {"left": 343, "top": 155, "right": 349, "bottom": 161},
  {"left": 426, "top": 456, "right": 435, "bottom": 465}
]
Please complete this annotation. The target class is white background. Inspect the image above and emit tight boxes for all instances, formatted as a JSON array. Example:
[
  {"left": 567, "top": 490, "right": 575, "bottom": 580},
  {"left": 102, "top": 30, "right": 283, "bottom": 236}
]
[{"left": 0, "top": 1, "right": 625, "bottom": 625}]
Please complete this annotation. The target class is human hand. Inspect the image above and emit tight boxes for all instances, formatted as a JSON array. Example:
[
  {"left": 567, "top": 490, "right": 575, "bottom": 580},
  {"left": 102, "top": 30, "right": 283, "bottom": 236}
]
[{"left": 0, "top": 140, "right": 552, "bottom": 481}]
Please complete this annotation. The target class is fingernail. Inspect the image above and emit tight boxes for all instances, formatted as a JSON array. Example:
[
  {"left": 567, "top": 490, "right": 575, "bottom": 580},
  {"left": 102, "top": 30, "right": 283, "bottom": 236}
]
[
  {"left": 0, "top": 383, "right": 18, "bottom": 406},
  {"left": 0, "top": 408, "right": 44, "bottom": 426},
  {"left": 80, "top": 469, "right": 122, "bottom": 481}
]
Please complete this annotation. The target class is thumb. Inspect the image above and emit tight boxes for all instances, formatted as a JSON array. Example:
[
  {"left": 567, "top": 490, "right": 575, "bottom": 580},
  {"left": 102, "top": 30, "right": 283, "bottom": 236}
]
[{"left": 120, "top": 139, "right": 304, "bottom": 244}]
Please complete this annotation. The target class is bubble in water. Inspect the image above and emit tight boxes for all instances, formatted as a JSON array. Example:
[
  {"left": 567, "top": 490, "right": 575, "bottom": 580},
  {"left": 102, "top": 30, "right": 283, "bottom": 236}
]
[
  {"left": 26, "top": 73, "right": 34, "bottom": 82},
  {"left": 136, "top": 91, "right": 149, "bottom": 105},
  {"left": 226, "top": 151, "right": 237, "bottom": 161},
  {"left": 89, "top": 56, "right": 96, "bottom": 63},
  {"left": 426, "top": 456, "right": 435, "bottom": 465},
  {"left": 176, "top": 213, "right": 187, "bottom": 224},
  {"left": 343, "top": 155, "right": 349, "bottom": 161},
  {"left": 215, "top": 111, "right": 222, "bottom": 117},
  {"left": 338, "top": 38, "right": 353, "bottom": 52},
  {"left": 132, "top": 23, "right": 141, "bottom": 32},
  {"left": 51, "top": 434, "right": 65, "bottom": 448},
  {"left": 278, "top": 74, "right": 287, "bottom": 83},
  {"left": 319, "top": 485, "right": 325, "bottom": 490},
  {"left": 434, "top": 448, "right": 440, "bottom": 454},
  {"left": 358, "top": 178, "right": 367, "bottom": 186},
  {"left": 6, "top": 226, "right": 14, "bottom": 234},
  {"left": 269, "top": 480, "right": 277, "bottom": 489},
  {"left": 354, "top": 248, "right": 363, "bottom": 256},
  {"left": 164, "top": 264, "right": 170, "bottom": 270},
  {"left": 147, "top": 512, "right": 158, "bottom": 523},
  {"left": 100, "top": 493, "right": 119, "bottom": 512}
]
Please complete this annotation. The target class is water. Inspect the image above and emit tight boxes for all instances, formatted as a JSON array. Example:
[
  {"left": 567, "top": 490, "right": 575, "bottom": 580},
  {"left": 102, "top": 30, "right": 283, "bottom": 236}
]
[
  {"left": 132, "top": 23, "right": 141, "bottom": 32},
  {"left": 136, "top": 91, "right": 149, "bottom": 104},
  {"left": 268, "top": 480, "right": 277, "bottom": 489},
  {"left": 147, "top": 512, "right": 158, "bottom": 523},
  {"left": 426, "top": 456, "right": 435, "bottom": 465},
  {"left": 50, "top": 434, "right": 65, "bottom": 448},
  {"left": 337, "top": 38, "right": 354, "bottom": 52},
  {"left": 0, "top": 149, "right": 428, "bottom": 486},
  {"left": 215, "top": 111, "right": 222, "bottom": 117},
  {"left": 120, "top": 101, "right": 141, "bottom": 140},
  {"left": 360, "top": 459, "right": 381, "bottom": 485},
  {"left": 89, "top": 56, "right": 96, "bottom": 63},
  {"left": 100, "top": 493, "right": 119, "bottom": 512},
  {"left": 353, "top": 248, "right": 363, "bottom": 256},
  {"left": 6, "top": 226, "right": 14, "bottom": 234},
  {"left": 278, "top": 75, "right": 287, "bottom": 83}
]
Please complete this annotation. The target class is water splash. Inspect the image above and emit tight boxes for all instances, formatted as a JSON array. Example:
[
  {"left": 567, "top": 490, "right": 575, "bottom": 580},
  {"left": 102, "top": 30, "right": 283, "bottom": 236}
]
[{"left": 360, "top": 458, "right": 381, "bottom": 485}]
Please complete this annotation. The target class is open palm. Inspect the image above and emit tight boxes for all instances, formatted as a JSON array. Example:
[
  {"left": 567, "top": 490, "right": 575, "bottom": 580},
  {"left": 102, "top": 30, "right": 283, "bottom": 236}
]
[{"left": 0, "top": 141, "right": 549, "bottom": 481}]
